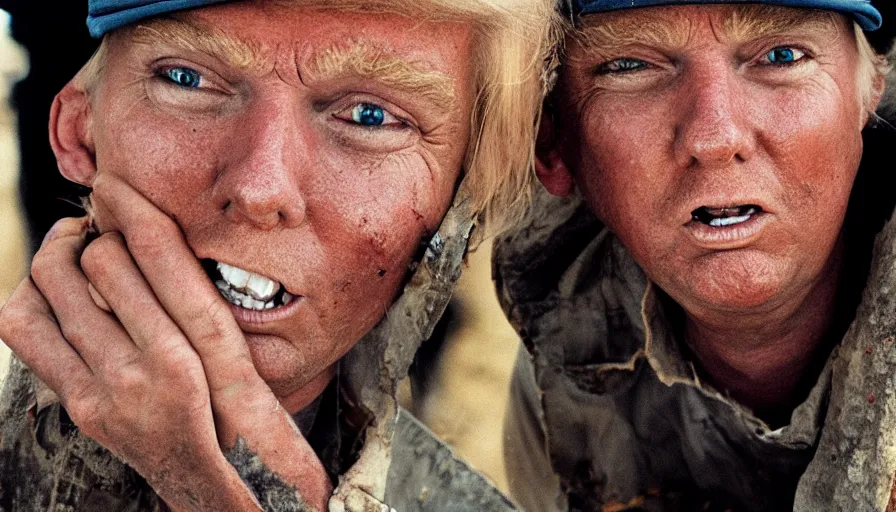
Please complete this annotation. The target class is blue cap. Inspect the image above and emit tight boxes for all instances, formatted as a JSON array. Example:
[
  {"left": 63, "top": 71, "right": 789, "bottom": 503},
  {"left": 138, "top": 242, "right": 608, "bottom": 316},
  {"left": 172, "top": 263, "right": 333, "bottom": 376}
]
[
  {"left": 87, "top": 0, "right": 232, "bottom": 38},
  {"left": 572, "top": 0, "right": 882, "bottom": 31}
]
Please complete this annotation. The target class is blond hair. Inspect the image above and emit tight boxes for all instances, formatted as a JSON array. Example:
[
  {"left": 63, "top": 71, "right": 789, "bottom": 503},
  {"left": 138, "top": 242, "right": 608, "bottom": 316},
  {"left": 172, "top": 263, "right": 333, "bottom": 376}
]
[
  {"left": 73, "top": 0, "right": 563, "bottom": 240},
  {"left": 855, "top": 24, "right": 890, "bottom": 114}
]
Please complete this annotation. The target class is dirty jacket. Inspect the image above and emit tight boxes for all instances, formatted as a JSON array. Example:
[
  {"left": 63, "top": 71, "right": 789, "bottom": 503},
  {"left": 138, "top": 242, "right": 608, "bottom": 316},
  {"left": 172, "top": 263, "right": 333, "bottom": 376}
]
[
  {"left": 0, "top": 191, "right": 515, "bottom": 512},
  {"left": 494, "top": 113, "right": 896, "bottom": 511}
]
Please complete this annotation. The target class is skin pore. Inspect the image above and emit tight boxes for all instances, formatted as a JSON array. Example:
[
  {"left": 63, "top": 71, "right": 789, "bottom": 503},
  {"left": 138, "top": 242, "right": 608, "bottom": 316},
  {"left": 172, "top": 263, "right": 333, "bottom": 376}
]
[
  {"left": 69, "top": 4, "right": 476, "bottom": 415},
  {"left": 538, "top": 5, "right": 884, "bottom": 422}
]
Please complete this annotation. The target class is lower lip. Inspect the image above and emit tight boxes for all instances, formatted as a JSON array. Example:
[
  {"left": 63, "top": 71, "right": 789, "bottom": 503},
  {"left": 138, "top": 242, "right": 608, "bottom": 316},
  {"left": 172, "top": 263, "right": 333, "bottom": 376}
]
[
  {"left": 685, "top": 212, "right": 770, "bottom": 248},
  {"left": 228, "top": 295, "right": 304, "bottom": 325}
]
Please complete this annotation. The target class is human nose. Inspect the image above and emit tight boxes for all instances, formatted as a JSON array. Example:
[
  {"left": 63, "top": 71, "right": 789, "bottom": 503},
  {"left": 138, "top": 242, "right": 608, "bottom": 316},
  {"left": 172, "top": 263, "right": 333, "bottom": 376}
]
[
  {"left": 673, "top": 65, "right": 756, "bottom": 169},
  {"left": 214, "top": 98, "right": 308, "bottom": 231}
]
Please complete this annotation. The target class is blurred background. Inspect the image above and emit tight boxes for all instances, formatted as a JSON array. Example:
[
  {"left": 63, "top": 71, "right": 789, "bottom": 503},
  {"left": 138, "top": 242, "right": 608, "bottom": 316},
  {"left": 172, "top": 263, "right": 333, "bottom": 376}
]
[
  {"left": 0, "top": 8, "right": 27, "bottom": 382},
  {"left": 0, "top": 5, "right": 521, "bottom": 493}
]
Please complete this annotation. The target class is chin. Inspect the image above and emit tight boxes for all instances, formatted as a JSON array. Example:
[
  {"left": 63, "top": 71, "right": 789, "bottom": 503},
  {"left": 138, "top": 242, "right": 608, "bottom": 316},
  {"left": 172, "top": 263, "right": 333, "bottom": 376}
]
[
  {"left": 243, "top": 333, "right": 320, "bottom": 392},
  {"left": 672, "top": 249, "right": 790, "bottom": 313}
]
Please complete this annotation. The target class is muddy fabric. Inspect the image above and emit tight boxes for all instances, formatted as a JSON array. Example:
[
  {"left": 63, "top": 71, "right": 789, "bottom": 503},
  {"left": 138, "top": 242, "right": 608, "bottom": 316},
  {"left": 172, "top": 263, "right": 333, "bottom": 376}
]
[
  {"left": 0, "top": 357, "right": 509, "bottom": 512},
  {"left": 385, "top": 410, "right": 516, "bottom": 512},
  {"left": 0, "top": 355, "right": 336, "bottom": 512},
  {"left": 495, "top": 108, "right": 896, "bottom": 511}
]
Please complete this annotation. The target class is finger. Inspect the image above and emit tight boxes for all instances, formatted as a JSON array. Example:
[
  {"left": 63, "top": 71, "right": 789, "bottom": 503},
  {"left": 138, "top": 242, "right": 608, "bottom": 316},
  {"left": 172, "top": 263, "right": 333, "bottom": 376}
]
[
  {"left": 40, "top": 216, "right": 89, "bottom": 250},
  {"left": 0, "top": 277, "right": 94, "bottom": 402},
  {"left": 30, "top": 218, "right": 140, "bottom": 369},
  {"left": 87, "top": 283, "right": 112, "bottom": 313},
  {"left": 90, "top": 175, "right": 260, "bottom": 394},
  {"left": 81, "top": 232, "right": 192, "bottom": 355}
]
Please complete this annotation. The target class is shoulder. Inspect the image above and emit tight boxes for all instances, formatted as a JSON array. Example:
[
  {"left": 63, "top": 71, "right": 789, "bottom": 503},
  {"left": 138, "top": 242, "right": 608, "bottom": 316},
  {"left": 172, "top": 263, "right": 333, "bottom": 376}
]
[{"left": 385, "top": 409, "right": 517, "bottom": 512}]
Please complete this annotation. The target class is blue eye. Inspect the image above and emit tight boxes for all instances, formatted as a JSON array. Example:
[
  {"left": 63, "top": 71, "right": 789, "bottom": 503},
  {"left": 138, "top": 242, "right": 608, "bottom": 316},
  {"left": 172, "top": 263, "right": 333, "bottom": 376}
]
[
  {"left": 165, "top": 67, "right": 202, "bottom": 88},
  {"left": 765, "top": 47, "right": 805, "bottom": 65},
  {"left": 598, "top": 58, "right": 648, "bottom": 74},
  {"left": 350, "top": 103, "right": 387, "bottom": 126}
]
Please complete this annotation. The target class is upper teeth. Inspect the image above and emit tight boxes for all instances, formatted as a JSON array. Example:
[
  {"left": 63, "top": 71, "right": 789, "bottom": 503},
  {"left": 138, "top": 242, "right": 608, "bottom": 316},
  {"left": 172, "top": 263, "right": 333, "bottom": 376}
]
[
  {"left": 694, "top": 206, "right": 759, "bottom": 227},
  {"left": 710, "top": 214, "right": 752, "bottom": 227},
  {"left": 218, "top": 262, "right": 280, "bottom": 301}
]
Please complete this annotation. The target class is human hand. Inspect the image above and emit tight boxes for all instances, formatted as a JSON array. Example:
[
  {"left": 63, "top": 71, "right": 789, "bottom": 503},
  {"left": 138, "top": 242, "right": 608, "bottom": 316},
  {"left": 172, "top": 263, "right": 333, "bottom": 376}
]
[{"left": 0, "top": 173, "right": 332, "bottom": 510}]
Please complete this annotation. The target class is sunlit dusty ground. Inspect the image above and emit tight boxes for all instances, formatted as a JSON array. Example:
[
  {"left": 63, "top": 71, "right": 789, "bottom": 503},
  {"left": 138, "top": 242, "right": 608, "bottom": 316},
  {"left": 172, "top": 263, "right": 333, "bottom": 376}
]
[{"left": 0, "top": 10, "right": 518, "bottom": 492}]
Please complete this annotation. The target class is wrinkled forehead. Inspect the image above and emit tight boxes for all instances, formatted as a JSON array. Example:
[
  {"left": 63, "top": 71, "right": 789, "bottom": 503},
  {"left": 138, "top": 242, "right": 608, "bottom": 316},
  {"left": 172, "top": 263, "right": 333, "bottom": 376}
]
[
  {"left": 571, "top": 4, "right": 849, "bottom": 53},
  {"left": 109, "top": 6, "right": 468, "bottom": 105}
]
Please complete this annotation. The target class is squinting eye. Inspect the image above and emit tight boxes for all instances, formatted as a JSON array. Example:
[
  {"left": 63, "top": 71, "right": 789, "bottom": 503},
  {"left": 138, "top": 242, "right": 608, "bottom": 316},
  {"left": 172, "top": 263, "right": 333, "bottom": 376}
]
[
  {"left": 164, "top": 67, "right": 202, "bottom": 88},
  {"left": 764, "top": 47, "right": 805, "bottom": 65},
  {"left": 597, "top": 58, "right": 648, "bottom": 74},
  {"left": 348, "top": 103, "right": 400, "bottom": 127}
]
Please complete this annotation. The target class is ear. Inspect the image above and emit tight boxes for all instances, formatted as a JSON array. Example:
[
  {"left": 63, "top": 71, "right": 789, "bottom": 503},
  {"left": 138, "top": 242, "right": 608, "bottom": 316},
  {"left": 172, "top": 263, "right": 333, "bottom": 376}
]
[
  {"left": 49, "top": 81, "right": 96, "bottom": 186},
  {"left": 535, "top": 106, "right": 575, "bottom": 197}
]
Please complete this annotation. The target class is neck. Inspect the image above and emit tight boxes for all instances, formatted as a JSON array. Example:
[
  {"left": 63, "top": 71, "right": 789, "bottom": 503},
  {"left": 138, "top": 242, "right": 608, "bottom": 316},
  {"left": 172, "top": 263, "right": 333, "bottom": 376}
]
[
  {"left": 277, "top": 365, "right": 337, "bottom": 415},
  {"left": 684, "top": 239, "right": 847, "bottom": 426}
]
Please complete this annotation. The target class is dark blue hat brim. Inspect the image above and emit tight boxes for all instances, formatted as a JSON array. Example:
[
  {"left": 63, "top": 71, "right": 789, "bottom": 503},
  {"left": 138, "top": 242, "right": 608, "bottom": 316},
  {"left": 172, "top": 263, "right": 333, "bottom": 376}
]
[
  {"left": 87, "top": 0, "right": 232, "bottom": 38},
  {"left": 575, "top": 0, "right": 882, "bottom": 31}
]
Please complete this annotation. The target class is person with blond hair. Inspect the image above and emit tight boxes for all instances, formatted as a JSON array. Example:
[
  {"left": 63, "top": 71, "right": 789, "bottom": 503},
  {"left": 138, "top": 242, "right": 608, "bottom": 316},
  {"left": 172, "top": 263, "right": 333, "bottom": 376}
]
[
  {"left": 496, "top": 0, "right": 896, "bottom": 510},
  {"left": 0, "top": 1, "right": 558, "bottom": 510}
]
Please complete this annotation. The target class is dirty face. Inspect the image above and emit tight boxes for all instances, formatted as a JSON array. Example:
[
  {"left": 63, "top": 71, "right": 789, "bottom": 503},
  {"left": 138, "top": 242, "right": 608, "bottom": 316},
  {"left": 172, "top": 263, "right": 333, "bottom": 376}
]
[
  {"left": 87, "top": 3, "right": 474, "bottom": 399},
  {"left": 552, "top": 5, "right": 868, "bottom": 316}
]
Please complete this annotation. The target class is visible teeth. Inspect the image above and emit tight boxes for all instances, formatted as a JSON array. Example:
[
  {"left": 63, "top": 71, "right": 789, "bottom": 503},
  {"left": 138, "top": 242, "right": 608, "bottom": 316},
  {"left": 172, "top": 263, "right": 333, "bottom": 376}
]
[
  {"left": 217, "top": 262, "right": 281, "bottom": 301},
  {"left": 693, "top": 204, "right": 762, "bottom": 227},
  {"left": 216, "top": 285, "right": 277, "bottom": 311},
  {"left": 218, "top": 263, "right": 251, "bottom": 288},
  {"left": 247, "top": 274, "right": 276, "bottom": 301},
  {"left": 212, "top": 261, "right": 292, "bottom": 311},
  {"left": 710, "top": 214, "right": 752, "bottom": 227}
]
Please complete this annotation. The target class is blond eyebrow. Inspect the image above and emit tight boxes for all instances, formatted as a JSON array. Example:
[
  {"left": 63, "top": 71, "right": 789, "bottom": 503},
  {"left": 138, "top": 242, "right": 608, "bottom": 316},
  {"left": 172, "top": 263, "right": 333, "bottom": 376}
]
[
  {"left": 306, "top": 43, "right": 457, "bottom": 107},
  {"left": 130, "top": 17, "right": 271, "bottom": 72},
  {"left": 572, "top": 13, "right": 689, "bottom": 57},
  {"left": 573, "top": 5, "right": 842, "bottom": 57},
  {"left": 129, "top": 18, "right": 456, "bottom": 107},
  {"left": 723, "top": 5, "right": 843, "bottom": 41}
]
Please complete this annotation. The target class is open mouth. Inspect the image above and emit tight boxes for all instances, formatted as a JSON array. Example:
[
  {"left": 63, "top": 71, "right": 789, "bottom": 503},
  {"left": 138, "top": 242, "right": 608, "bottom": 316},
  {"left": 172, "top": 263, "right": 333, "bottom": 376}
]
[
  {"left": 691, "top": 205, "right": 763, "bottom": 228},
  {"left": 201, "top": 259, "right": 297, "bottom": 311}
]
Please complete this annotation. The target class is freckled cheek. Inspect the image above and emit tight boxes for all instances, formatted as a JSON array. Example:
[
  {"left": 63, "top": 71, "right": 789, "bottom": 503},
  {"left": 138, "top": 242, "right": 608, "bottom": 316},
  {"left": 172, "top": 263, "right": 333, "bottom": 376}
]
[
  {"left": 97, "top": 118, "right": 221, "bottom": 214},
  {"left": 308, "top": 161, "right": 437, "bottom": 314},
  {"left": 316, "top": 230, "right": 416, "bottom": 343},
  {"left": 575, "top": 115, "right": 667, "bottom": 234},
  {"left": 773, "top": 109, "right": 861, "bottom": 214},
  {"left": 314, "top": 152, "right": 438, "bottom": 244}
]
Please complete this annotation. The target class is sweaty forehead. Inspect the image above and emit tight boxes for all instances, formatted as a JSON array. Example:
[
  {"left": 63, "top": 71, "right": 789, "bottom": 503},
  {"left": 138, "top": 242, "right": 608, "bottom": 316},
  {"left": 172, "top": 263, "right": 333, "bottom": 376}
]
[{"left": 572, "top": 5, "right": 846, "bottom": 52}]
